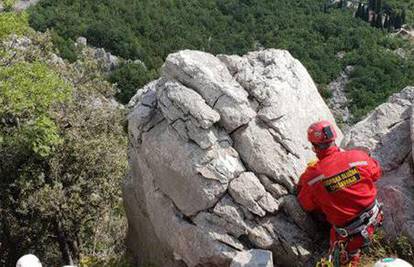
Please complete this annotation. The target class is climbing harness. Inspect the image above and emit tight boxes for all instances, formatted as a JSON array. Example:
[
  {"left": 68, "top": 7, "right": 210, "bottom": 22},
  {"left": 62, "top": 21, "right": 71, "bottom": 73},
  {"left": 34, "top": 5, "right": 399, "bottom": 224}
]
[
  {"left": 333, "top": 199, "right": 383, "bottom": 246},
  {"left": 317, "top": 200, "right": 383, "bottom": 267}
]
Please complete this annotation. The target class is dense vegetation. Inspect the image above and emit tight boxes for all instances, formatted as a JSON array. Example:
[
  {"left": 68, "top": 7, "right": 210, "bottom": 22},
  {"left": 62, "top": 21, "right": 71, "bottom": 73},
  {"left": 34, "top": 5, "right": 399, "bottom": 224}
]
[
  {"left": 354, "top": 0, "right": 407, "bottom": 30},
  {"left": 0, "top": 12, "right": 128, "bottom": 267},
  {"left": 0, "top": 11, "right": 29, "bottom": 38},
  {"left": 28, "top": 0, "right": 414, "bottom": 120},
  {"left": 386, "top": 0, "right": 414, "bottom": 24}
]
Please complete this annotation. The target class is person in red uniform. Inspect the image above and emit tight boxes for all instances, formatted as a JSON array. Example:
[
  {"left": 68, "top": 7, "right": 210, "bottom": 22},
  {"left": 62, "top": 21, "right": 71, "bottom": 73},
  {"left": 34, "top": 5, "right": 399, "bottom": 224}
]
[{"left": 298, "top": 120, "right": 383, "bottom": 266}]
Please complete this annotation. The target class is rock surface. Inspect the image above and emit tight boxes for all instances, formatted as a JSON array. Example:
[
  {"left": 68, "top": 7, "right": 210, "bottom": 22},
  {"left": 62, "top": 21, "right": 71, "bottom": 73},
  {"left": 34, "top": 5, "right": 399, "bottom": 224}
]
[
  {"left": 75, "top": 37, "right": 120, "bottom": 71},
  {"left": 230, "top": 249, "right": 273, "bottom": 267},
  {"left": 342, "top": 87, "right": 414, "bottom": 172},
  {"left": 342, "top": 86, "right": 414, "bottom": 243},
  {"left": 0, "top": 0, "right": 40, "bottom": 11},
  {"left": 124, "top": 49, "right": 341, "bottom": 267},
  {"left": 327, "top": 65, "right": 353, "bottom": 129}
]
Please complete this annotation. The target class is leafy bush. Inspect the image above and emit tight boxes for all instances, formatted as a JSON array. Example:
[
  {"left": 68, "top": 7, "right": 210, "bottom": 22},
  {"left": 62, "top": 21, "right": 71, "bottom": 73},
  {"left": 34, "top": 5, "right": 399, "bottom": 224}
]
[
  {"left": 0, "top": 11, "right": 30, "bottom": 39},
  {"left": 50, "top": 30, "right": 78, "bottom": 62},
  {"left": 2, "top": 0, "right": 17, "bottom": 11},
  {"left": 0, "top": 61, "right": 71, "bottom": 157}
]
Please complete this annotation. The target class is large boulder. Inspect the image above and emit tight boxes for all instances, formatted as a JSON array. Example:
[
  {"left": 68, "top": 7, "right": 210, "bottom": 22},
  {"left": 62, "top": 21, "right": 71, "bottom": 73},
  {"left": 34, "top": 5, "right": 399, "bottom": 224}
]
[
  {"left": 342, "top": 86, "right": 414, "bottom": 243},
  {"left": 124, "top": 49, "right": 340, "bottom": 267}
]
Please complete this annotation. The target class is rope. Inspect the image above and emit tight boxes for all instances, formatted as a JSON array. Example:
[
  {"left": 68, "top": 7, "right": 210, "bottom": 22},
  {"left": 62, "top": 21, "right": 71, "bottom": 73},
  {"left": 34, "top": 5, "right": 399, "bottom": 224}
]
[{"left": 316, "top": 240, "right": 348, "bottom": 267}]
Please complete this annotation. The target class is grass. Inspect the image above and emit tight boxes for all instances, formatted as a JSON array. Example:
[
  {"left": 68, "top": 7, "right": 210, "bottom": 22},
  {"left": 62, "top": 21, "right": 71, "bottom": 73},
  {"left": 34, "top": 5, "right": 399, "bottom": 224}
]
[{"left": 360, "top": 230, "right": 414, "bottom": 266}]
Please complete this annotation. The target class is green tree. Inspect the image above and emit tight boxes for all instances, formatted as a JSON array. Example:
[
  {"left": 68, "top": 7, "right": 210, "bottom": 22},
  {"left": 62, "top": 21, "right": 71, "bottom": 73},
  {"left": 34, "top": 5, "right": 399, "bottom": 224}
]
[
  {"left": 0, "top": 61, "right": 71, "bottom": 157},
  {"left": 394, "top": 13, "right": 403, "bottom": 28},
  {"left": 356, "top": 3, "right": 363, "bottom": 18},
  {"left": 363, "top": 5, "right": 370, "bottom": 21},
  {"left": 109, "top": 62, "right": 156, "bottom": 104},
  {"left": 0, "top": 60, "right": 72, "bottom": 266},
  {"left": 369, "top": 0, "right": 375, "bottom": 11},
  {"left": 376, "top": 0, "right": 382, "bottom": 13},
  {"left": 0, "top": 30, "right": 127, "bottom": 266},
  {"left": 401, "top": 8, "right": 406, "bottom": 25},
  {"left": 375, "top": 13, "right": 383, "bottom": 28}
]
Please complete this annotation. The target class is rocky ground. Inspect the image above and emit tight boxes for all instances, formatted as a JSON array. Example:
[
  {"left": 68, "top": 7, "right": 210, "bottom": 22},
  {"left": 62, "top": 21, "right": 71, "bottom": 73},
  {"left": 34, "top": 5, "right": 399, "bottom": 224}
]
[
  {"left": 0, "top": 0, "right": 39, "bottom": 11},
  {"left": 13, "top": 0, "right": 39, "bottom": 11}
]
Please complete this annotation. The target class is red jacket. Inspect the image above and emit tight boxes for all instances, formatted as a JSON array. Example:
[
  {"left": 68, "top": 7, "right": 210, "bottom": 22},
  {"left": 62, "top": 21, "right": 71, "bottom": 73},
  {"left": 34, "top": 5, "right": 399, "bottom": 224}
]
[{"left": 298, "top": 146, "right": 382, "bottom": 227}]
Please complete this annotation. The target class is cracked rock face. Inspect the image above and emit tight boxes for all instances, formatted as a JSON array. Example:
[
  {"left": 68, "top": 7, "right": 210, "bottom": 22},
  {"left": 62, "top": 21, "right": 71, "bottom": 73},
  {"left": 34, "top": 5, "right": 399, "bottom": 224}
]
[
  {"left": 327, "top": 65, "right": 353, "bottom": 129},
  {"left": 124, "top": 49, "right": 340, "bottom": 267},
  {"left": 342, "top": 86, "right": 414, "bottom": 244},
  {"left": 342, "top": 87, "right": 414, "bottom": 172}
]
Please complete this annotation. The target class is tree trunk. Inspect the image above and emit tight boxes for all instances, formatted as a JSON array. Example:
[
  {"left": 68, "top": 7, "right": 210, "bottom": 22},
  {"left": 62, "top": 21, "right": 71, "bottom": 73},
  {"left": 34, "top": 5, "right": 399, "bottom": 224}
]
[{"left": 55, "top": 220, "right": 74, "bottom": 266}]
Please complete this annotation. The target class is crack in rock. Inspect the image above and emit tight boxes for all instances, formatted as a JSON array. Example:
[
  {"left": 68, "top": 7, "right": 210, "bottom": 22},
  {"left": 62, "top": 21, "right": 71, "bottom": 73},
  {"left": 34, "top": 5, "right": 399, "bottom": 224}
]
[{"left": 125, "top": 49, "right": 343, "bottom": 267}]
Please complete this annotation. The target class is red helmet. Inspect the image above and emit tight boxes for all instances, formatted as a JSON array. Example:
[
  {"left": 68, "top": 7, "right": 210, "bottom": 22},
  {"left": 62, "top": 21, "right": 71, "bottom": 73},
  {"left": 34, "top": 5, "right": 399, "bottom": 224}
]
[{"left": 307, "top": 120, "right": 337, "bottom": 144}]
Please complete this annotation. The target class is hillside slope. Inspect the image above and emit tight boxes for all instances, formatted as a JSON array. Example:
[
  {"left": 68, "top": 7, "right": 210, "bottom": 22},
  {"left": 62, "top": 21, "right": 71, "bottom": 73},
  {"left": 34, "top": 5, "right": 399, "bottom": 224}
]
[{"left": 28, "top": 0, "right": 414, "bottom": 120}]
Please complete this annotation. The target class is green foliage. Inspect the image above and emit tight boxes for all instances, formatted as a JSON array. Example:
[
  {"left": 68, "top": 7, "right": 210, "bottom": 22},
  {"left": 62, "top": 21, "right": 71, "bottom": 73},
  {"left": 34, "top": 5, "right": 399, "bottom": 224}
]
[
  {"left": 0, "top": 11, "right": 30, "bottom": 39},
  {"left": 109, "top": 62, "right": 156, "bottom": 104},
  {"left": 28, "top": 0, "right": 414, "bottom": 118},
  {"left": 2, "top": 0, "right": 17, "bottom": 11},
  {"left": 0, "top": 61, "right": 71, "bottom": 157},
  {"left": 80, "top": 255, "right": 133, "bottom": 267},
  {"left": 50, "top": 30, "right": 78, "bottom": 62},
  {"left": 0, "top": 32, "right": 127, "bottom": 266}
]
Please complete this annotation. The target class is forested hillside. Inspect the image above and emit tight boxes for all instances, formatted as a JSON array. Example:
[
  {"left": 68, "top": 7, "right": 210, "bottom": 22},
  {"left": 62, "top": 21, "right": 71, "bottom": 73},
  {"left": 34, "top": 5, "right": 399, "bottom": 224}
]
[{"left": 28, "top": 0, "right": 414, "bottom": 120}]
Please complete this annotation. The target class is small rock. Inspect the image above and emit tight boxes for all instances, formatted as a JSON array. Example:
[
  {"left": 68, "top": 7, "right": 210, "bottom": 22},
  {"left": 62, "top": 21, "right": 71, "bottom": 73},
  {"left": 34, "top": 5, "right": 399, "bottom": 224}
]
[
  {"left": 258, "top": 192, "right": 280, "bottom": 213},
  {"left": 230, "top": 249, "right": 273, "bottom": 267},
  {"left": 229, "top": 172, "right": 267, "bottom": 217},
  {"left": 76, "top": 36, "right": 87, "bottom": 46}
]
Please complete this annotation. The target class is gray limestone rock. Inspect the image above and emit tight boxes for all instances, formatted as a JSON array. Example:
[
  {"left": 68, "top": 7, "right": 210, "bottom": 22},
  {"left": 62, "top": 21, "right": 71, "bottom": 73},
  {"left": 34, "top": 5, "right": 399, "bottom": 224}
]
[
  {"left": 342, "top": 87, "right": 414, "bottom": 172},
  {"left": 258, "top": 175, "right": 289, "bottom": 199},
  {"left": 220, "top": 50, "right": 341, "bottom": 193},
  {"left": 124, "top": 49, "right": 342, "bottom": 267},
  {"left": 213, "top": 195, "right": 249, "bottom": 235},
  {"left": 76, "top": 36, "right": 87, "bottom": 46},
  {"left": 163, "top": 50, "right": 256, "bottom": 132},
  {"left": 157, "top": 80, "right": 220, "bottom": 148},
  {"left": 281, "top": 195, "right": 318, "bottom": 235},
  {"left": 261, "top": 215, "right": 313, "bottom": 266},
  {"left": 230, "top": 249, "right": 274, "bottom": 267},
  {"left": 327, "top": 66, "right": 354, "bottom": 127},
  {"left": 377, "top": 159, "right": 414, "bottom": 242},
  {"left": 229, "top": 172, "right": 275, "bottom": 217}
]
